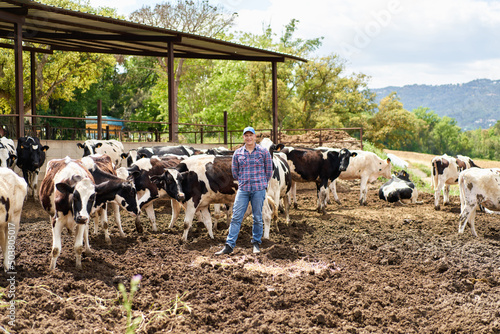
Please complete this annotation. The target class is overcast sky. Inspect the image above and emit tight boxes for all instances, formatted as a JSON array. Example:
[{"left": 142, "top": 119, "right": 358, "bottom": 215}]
[{"left": 89, "top": 0, "right": 500, "bottom": 89}]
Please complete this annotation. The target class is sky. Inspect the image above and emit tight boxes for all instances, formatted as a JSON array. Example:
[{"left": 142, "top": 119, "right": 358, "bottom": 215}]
[{"left": 88, "top": 0, "right": 500, "bottom": 89}]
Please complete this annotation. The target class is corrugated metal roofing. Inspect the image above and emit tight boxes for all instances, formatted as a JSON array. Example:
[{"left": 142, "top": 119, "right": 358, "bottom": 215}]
[{"left": 0, "top": 0, "right": 307, "bottom": 62}]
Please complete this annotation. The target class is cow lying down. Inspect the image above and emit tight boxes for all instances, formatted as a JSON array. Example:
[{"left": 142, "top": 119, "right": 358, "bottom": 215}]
[
  {"left": 458, "top": 167, "right": 500, "bottom": 237},
  {"left": 379, "top": 170, "right": 420, "bottom": 204}
]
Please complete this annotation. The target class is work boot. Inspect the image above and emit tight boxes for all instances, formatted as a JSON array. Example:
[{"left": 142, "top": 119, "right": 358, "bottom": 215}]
[
  {"left": 215, "top": 244, "right": 233, "bottom": 256},
  {"left": 252, "top": 243, "right": 261, "bottom": 254}
]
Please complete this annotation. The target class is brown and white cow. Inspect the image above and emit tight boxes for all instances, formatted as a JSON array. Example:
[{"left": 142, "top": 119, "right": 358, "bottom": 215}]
[
  {"left": 152, "top": 155, "right": 237, "bottom": 241},
  {"left": 458, "top": 167, "right": 500, "bottom": 237},
  {"left": 127, "top": 156, "right": 183, "bottom": 233},
  {"left": 329, "top": 150, "right": 392, "bottom": 206},
  {"left": 0, "top": 168, "right": 27, "bottom": 271},
  {"left": 80, "top": 154, "right": 140, "bottom": 244},
  {"left": 77, "top": 139, "right": 125, "bottom": 168},
  {"left": 431, "top": 154, "right": 479, "bottom": 210},
  {"left": 281, "top": 146, "right": 356, "bottom": 214},
  {"left": 39, "top": 157, "right": 100, "bottom": 270}
]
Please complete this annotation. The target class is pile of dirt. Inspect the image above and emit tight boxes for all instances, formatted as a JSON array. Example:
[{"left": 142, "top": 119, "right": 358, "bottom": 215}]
[
  {"left": 278, "top": 129, "right": 361, "bottom": 149},
  {"left": 244, "top": 129, "right": 361, "bottom": 150}
]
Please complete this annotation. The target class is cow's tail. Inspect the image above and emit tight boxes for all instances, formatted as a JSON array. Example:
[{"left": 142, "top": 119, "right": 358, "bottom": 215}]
[{"left": 458, "top": 172, "right": 466, "bottom": 210}]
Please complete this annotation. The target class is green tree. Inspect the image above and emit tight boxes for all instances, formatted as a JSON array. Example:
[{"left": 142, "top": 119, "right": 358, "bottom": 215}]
[
  {"left": 366, "top": 93, "right": 424, "bottom": 150},
  {"left": 129, "top": 0, "right": 237, "bottom": 140}
]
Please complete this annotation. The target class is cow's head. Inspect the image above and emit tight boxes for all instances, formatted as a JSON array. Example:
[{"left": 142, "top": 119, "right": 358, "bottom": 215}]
[
  {"left": 381, "top": 157, "right": 392, "bottom": 179},
  {"left": 56, "top": 175, "right": 96, "bottom": 224},
  {"left": 121, "top": 149, "right": 138, "bottom": 167},
  {"left": 394, "top": 170, "right": 411, "bottom": 182},
  {"left": 16, "top": 137, "right": 49, "bottom": 170},
  {"left": 259, "top": 138, "right": 285, "bottom": 155},
  {"left": 151, "top": 169, "right": 186, "bottom": 202},
  {"left": 96, "top": 180, "right": 139, "bottom": 217},
  {"left": 335, "top": 148, "right": 357, "bottom": 172},
  {"left": 127, "top": 165, "right": 159, "bottom": 209}
]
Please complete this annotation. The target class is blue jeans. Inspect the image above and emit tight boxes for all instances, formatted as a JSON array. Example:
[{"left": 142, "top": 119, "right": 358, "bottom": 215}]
[{"left": 225, "top": 189, "right": 266, "bottom": 249}]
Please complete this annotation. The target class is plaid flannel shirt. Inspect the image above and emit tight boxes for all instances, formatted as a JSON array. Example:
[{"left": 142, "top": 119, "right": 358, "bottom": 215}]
[{"left": 232, "top": 144, "right": 273, "bottom": 191}]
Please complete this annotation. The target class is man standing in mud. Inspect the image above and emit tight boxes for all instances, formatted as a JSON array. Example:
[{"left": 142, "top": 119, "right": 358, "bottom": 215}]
[{"left": 215, "top": 126, "right": 273, "bottom": 255}]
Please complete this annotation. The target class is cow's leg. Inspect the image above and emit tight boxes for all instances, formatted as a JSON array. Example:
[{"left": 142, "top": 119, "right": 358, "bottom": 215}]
[
  {"left": 224, "top": 204, "right": 232, "bottom": 226},
  {"left": 329, "top": 179, "right": 341, "bottom": 205},
  {"left": 182, "top": 203, "right": 197, "bottom": 241},
  {"left": 359, "top": 176, "right": 369, "bottom": 206},
  {"left": 74, "top": 224, "right": 86, "bottom": 269},
  {"left": 443, "top": 184, "right": 451, "bottom": 206},
  {"left": 317, "top": 181, "right": 328, "bottom": 214},
  {"left": 290, "top": 181, "right": 298, "bottom": 209},
  {"left": 169, "top": 199, "right": 182, "bottom": 229},
  {"left": 262, "top": 197, "right": 273, "bottom": 239},
  {"left": 134, "top": 214, "right": 144, "bottom": 234},
  {"left": 135, "top": 201, "right": 156, "bottom": 233},
  {"left": 0, "top": 223, "right": 7, "bottom": 271},
  {"left": 199, "top": 206, "right": 214, "bottom": 239},
  {"left": 100, "top": 206, "right": 112, "bottom": 244},
  {"left": 213, "top": 204, "right": 222, "bottom": 219},
  {"left": 83, "top": 223, "right": 92, "bottom": 256},
  {"left": 283, "top": 192, "right": 290, "bottom": 225},
  {"left": 50, "top": 217, "right": 64, "bottom": 270},
  {"left": 24, "top": 170, "right": 34, "bottom": 198},
  {"left": 459, "top": 204, "right": 475, "bottom": 235},
  {"left": 434, "top": 181, "right": 443, "bottom": 210},
  {"left": 144, "top": 203, "right": 157, "bottom": 232},
  {"left": 468, "top": 206, "right": 478, "bottom": 237},
  {"left": 32, "top": 172, "right": 40, "bottom": 201},
  {"left": 111, "top": 202, "right": 126, "bottom": 237},
  {"left": 93, "top": 209, "right": 101, "bottom": 235}
]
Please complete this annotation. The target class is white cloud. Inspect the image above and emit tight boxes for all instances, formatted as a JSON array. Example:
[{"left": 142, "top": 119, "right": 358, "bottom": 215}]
[{"left": 89, "top": 0, "right": 500, "bottom": 88}]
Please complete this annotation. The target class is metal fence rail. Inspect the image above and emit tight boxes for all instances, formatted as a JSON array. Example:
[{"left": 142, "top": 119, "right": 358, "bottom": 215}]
[{"left": 1, "top": 114, "right": 362, "bottom": 149}]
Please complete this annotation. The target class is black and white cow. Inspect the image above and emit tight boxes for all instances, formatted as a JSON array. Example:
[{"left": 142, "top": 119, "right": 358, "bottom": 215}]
[
  {"left": 206, "top": 147, "right": 234, "bottom": 156},
  {"left": 16, "top": 136, "right": 49, "bottom": 200},
  {"left": 77, "top": 139, "right": 125, "bottom": 168},
  {"left": 0, "top": 137, "right": 16, "bottom": 168},
  {"left": 259, "top": 138, "right": 292, "bottom": 238},
  {"left": 379, "top": 170, "right": 419, "bottom": 204},
  {"left": 458, "top": 167, "right": 500, "bottom": 237},
  {"left": 80, "top": 154, "right": 139, "bottom": 244},
  {"left": 0, "top": 168, "right": 27, "bottom": 271},
  {"left": 431, "top": 154, "right": 479, "bottom": 210},
  {"left": 281, "top": 146, "right": 356, "bottom": 214},
  {"left": 328, "top": 150, "right": 392, "bottom": 206},
  {"left": 122, "top": 145, "right": 199, "bottom": 167},
  {"left": 39, "top": 157, "right": 100, "bottom": 269},
  {"left": 127, "top": 156, "right": 183, "bottom": 233},
  {"left": 152, "top": 155, "right": 237, "bottom": 241}
]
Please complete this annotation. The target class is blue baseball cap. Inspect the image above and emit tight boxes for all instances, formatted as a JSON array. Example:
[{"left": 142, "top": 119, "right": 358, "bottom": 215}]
[{"left": 243, "top": 126, "right": 255, "bottom": 135}]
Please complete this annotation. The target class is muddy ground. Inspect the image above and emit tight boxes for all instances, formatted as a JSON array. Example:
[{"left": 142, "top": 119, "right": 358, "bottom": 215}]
[{"left": 2, "top": 174, "right": 500, "bottom": 333}]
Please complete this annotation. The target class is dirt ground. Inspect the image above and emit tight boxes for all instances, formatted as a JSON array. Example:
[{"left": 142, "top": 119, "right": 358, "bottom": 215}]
[{"left": 2, "top": 154, "right": 500, "bottom": 333}]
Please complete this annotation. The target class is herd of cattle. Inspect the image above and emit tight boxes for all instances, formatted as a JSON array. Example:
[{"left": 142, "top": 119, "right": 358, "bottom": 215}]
[{"left": 0, "top": 136, "right": 499, "bottom": 271}]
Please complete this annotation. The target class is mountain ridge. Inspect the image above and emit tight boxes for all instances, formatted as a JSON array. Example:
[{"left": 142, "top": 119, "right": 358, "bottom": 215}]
[{"left": 371, "top": 78, "right": 500, "bottom": 131}]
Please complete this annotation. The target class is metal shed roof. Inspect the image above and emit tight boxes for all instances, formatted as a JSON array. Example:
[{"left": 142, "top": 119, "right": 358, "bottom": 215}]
[{"left": 0, "top": 0, "right": 307, "bottom": 62}]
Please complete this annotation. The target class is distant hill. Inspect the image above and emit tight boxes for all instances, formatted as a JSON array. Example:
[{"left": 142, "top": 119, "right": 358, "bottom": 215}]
[{"left": 372, "top": 79, "right": 500, "bottom": 131}]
